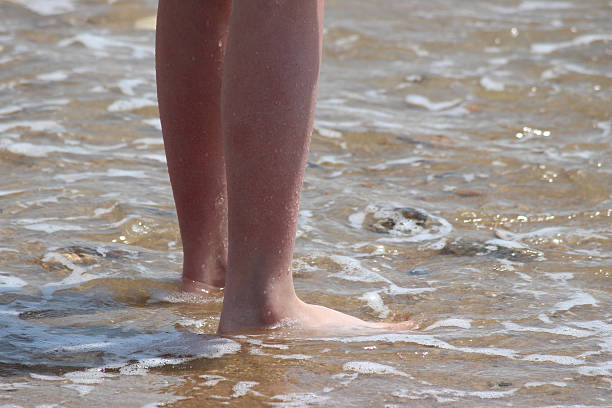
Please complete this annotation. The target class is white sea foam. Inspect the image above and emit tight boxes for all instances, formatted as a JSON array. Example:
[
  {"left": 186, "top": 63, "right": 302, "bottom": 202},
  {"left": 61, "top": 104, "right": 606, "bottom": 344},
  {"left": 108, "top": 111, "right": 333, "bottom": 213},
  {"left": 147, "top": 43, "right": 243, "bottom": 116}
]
[
  {"left": 0, "top": 105, "right": 22, "bottom": 115},
  {"left": 142, "top": 118, "right": 162, "bottom": 130},
  {"left": 39, "top": 252, "right": 96, "bottom": 297},
  {"left": 272, "top": 354, "right": 312, "bottom": 360},
  {"left": 117, "top": 78, "right": 146, "bottom": 96},
  {"left": 393, "top": 386, "right": 518, "bottom": 402},
  {"left": 22, "top": 223, "right": 85, "bottom": 233},
  {"left": 360, "top": 291, "right": 391, "bottom": 318},
  {"left": 62, "top": 383, "right": 94, "bottom": 396},
  {"left": 106, "top": 169, "right": 148, "bottom": 178},
  {"left": 0, "top": 189, "right": 25, "bottom": 197},
  {"left": 503, "top": 322, "right": 593, "bottom": 338},
  {"left": 0, "top": 141, "right": 90, "bottom": 157},
  {"left": 133, "top": 136, "right": 163, "bottom": 146},
  {"left": 270, "top": 393, "right": 330, "bottom": 407},
  {"left": 425, "top": 318, "right": 472, "bottom": 331},
  {"left": 314, "top": 125, "right": 342, "bottom": 139},
  {"left": 199, "top": 375, "right": 226, "bottom": 387},
  {"left": 108, "top": 97, "right": 156, "bottom": 112},
  {"left": 524, "top": 381, "right": 568, "bottom": 387},
  {"left": 231, "top": 381, "right": 261, "bottom": 398},
  {"left": 518, "top": 1, "right": 574, "bottom": 10},
  {"left": 37, "top": 71, "right": 69, "bottom": 83},
  {"left": 405, "top": 94, "right": 462, "bottom": 111},
  {"left": 246, "top": 339, "right": 289, "bottom": 349},
  {"left": 119, "top": 357, "right": 190, "bottom": 376},
  {"left": 531, "top": 34, "right": 612, "bottom": 54},
  {"left": 59, "top": 33, "right": 152, "bottom": 58},
  {"left": 496, "top": 226, "right": 605, "bottom": 242},
  {"left": 576, "top": 361, "right": 612, "bottom": 377},
  {"left": 316, "top": 333, "right": 517, "bottom": 359},
  {"left": 0, "top": 120, "right": 63, "bottom": 133},
  {"left": 329, "top": 255, "right": 390, "bottom": 283},
  {"left": 63, "top": 369, "right": 116, "bottom": 385},
  {"left": 379, "top": 214, "right": 452, "bottom": 244},
  {"left": 480, "top": 76, "right": 505, "bottom": 91},
  {"left": 522, "top": 354, "right": 584, "bottom": 366},
  {"left": 343, "top": 361, "right": 411, "bottom": 377},
  {"left": 0, "top": 274, "right": 27, "bottom": 292},
  {"left": 554, "top": 292, "right": 598, "bottom": 312},
  {"left": 368, "top": 156, "right": 423, "bottom": 170},
  {"left": 30, "top": 373, "right": 64, "bottom": 381},
  {"left": 10, "top": 0, "right": 75, "bottom": 15}
]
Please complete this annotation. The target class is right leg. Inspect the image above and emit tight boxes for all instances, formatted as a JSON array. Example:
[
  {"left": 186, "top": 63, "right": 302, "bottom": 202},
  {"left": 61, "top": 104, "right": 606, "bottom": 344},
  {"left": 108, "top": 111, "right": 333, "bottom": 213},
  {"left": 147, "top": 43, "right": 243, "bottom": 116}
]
[
  {"left": 218, "top": 0, "right": 413, "bottom": 334},
  {"left": 156, "top": 0, "right": 232, "bottom": 291}
]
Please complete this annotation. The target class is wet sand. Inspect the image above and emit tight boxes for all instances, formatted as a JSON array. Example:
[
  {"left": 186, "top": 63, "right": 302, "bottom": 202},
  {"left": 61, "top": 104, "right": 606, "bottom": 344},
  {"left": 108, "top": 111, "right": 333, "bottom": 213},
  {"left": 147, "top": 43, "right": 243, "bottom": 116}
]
[{"left": 0, "top": 0, "right": 611, "bottom": 406}]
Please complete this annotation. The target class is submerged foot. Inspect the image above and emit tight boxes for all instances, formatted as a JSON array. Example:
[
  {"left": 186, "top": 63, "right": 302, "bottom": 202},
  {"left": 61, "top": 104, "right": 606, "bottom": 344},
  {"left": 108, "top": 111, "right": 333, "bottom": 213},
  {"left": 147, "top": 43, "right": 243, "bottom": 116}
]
[{"left": 217, "top": 296, "right": 415, "bottom": 336}]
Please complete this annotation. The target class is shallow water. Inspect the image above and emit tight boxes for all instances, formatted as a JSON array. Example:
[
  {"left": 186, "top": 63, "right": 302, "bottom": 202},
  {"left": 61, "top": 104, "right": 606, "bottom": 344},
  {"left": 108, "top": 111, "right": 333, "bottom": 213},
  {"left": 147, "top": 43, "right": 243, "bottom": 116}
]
[{"left": 1, "top": 0, "right": 611, "bottom": 406}]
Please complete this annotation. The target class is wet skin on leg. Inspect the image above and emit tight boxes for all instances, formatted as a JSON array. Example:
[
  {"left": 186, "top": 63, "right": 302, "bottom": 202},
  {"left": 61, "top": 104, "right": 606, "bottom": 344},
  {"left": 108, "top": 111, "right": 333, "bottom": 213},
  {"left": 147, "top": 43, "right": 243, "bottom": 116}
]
[
  {"left": 156, "top": 0, "right": 414, "bottom": 333},
  {"left": 156, "top": 0, "right": 232, "bottom": 290},
  {"left": 217, "top": 0, "right": 413, "bottom": 334}
]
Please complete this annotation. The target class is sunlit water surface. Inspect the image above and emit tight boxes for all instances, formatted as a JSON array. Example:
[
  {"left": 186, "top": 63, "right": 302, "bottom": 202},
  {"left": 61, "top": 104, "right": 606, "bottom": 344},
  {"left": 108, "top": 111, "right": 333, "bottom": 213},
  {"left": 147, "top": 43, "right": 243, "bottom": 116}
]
[{"left": 1, "top": 0, "right": 611, "bottom": 406}]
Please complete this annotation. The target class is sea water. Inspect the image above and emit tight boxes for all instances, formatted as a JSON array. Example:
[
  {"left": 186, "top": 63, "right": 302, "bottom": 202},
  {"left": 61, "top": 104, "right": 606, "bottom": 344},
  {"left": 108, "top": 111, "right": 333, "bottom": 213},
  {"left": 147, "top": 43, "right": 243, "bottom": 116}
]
[{"left": 0, "top": 0, "right": 610, "bottom": 406}]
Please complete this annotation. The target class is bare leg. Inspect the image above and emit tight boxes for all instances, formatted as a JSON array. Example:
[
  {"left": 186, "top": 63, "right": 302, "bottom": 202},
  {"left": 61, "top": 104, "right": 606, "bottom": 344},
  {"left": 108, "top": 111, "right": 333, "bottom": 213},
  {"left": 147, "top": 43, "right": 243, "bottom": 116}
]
[
  {"left": 156, "top": 0, "right": 232, "bottom": 291},
  {"left": 218, "top": 0, "right": 413, "bottom": 334}
]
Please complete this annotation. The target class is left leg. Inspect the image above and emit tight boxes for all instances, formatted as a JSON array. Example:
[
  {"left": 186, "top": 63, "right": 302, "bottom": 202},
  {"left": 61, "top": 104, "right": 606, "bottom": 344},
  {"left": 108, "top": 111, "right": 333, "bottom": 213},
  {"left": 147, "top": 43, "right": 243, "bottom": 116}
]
[{"left": 156, "top": 0, "right": 232, "bottom": 291}]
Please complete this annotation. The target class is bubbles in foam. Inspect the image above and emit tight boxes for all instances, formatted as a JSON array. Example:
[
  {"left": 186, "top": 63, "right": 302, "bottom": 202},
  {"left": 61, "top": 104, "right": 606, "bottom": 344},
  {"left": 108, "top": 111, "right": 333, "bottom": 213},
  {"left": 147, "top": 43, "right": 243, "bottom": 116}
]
[
  {"left": 9, "top": 0, "right": 75, "bottom": 15},
  {"left": 343, "top": 361, "right": 411, "bottom": 378},
  {"left": 0, "top": 274, "right": 27, "bottom": 292},
  {"left": 424, "top": 318, "right": 472, "bottom": 331}
]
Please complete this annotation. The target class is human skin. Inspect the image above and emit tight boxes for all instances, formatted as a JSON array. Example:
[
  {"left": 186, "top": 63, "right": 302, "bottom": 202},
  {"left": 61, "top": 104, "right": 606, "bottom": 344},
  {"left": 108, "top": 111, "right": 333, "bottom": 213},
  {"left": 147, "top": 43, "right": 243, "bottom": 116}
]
[
  {"left": 156, "top": 0, "right": 414, "bottom": 334},
  {"left": 156, "top": 0, "right": 231, "bottom": 290}
]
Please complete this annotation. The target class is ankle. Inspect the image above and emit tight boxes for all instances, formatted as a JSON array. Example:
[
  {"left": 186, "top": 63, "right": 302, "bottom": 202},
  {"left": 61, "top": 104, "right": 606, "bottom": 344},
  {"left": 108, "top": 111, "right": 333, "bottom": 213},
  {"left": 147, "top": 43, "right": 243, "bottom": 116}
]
[
  {"left": 182, "top": 256, "right": 226, "bottom": 289},
  {"left": 218, "top": 280, "right": 301, "bottom": 333}
]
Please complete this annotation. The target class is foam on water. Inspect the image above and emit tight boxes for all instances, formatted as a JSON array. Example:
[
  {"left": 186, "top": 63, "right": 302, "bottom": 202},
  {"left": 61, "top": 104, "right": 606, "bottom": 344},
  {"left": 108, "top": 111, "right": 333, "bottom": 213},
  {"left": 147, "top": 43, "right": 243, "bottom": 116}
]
[
  {"left": 393, "top": 387, "right": 518, "bottom": 402},
  {"left": 517, "top": 1, "right": 574, "bottom": 10},
  {"left": 141, "top": 118, "right": 162, "bottom": 130},
  {"left": 9, "top": 0, "right": 75, "bottom": 15},
  {"left": 108, "top": 96, "right": 157, "bottom": 112},
  {"left": 503, "top": 322, "right": 593, "bottom": 338},
  {"left": 269, "top": 392, "right": 330, "bottom": 407},
  {"left": 58, "top": 33, "right": 153, "bottom": 59},
  {"left": 359, "top": 291, "right": 391, "bottom": 318},
  {"left": 554, "top": 292, "right": 598, "bottom": 312},
  {"left": 343, "top": 361, "right": 411, "bottom": 378},
  {"left": 425, "top": 318, "right": 472, "bottom": 331},
  {"left": 522, "top": 354, "right": 585, "bottom": 366},
  {"left": 531, "top": 34, "right": 612, "bottom": 54},
  {"left": 116, "top": 78, "right": 146, "bottom": 96},
  {"left": 329, "top": 255, "right": 391, "bottom": 284},
  {"left": 1, "top": 0, "right": 611, "bottom": 405},
  {"left": 0, "top": 120, "right": 63, "bottom": 133},
  {"left": 480, "top": 76, "right": 505, "bottom": 92},
  {"left": 0, "top": 275, "right": 27, "bottom": 292},
  {"left": 405, "top": 94, "right": 462, "bottom": 111},
  {"left": 0, "top": 305, "right": 240, "bottom": 372},
  {"left": 316, "top": 333, "right": 518, "bottom": 359}
]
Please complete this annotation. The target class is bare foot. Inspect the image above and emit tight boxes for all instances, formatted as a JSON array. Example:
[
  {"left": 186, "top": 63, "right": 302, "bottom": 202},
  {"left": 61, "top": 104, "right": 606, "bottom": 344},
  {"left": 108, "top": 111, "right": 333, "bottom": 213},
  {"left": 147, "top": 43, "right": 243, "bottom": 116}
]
[
  {"left": 292, "top": 300, "right": 416, "bottom": 334},
  {"left": 217, "top": 295, "right": 415, "bottom": 336}
]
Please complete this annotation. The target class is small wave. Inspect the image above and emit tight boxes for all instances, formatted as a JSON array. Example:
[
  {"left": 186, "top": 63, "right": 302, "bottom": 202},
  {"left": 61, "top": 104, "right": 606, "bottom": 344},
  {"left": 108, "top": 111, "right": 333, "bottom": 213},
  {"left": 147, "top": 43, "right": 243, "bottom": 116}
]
[
  {"left": 343, "top": 361, "right": 411, "bottom": 377},
  {"left": 9, "top": 0, "right": 75, "bottom": 15},
  {"left": 58, "top": 33, "right": 153, "bottom": 59},
  {"left": 405, "top": 94, "right": 462, "bottom": 111},
  {"left": 531, "top": 34, "right": 612, "bottom": 54},
  {"left": 518, "top": 1, "right": 574, "bottom": 11}
]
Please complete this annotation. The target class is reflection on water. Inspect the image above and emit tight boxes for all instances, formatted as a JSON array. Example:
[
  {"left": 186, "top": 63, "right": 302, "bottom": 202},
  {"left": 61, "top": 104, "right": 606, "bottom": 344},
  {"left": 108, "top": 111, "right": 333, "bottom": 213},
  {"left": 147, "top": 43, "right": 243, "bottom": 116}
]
[{"left": 1, "top": 0, "right": 611, "bottom": 406}]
